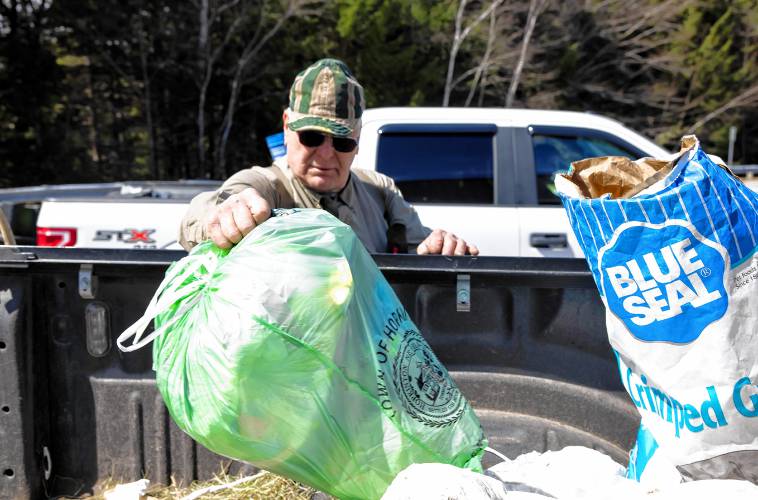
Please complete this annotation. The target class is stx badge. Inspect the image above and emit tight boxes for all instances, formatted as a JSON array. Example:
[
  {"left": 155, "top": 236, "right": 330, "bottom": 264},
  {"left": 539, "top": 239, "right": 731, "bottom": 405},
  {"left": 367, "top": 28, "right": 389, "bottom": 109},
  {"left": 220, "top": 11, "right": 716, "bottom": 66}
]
[{"left": 94, "top": 229, "right": 156, "bottom": 244}]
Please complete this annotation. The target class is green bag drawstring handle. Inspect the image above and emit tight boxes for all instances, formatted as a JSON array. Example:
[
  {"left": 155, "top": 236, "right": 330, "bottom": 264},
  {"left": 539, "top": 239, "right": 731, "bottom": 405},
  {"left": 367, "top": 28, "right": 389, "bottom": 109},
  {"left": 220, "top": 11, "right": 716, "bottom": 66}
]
[
  {"left": 117, "top": 247, "right": 219, "bottom": 352},
  {"left": 117, "top": 210, "right": 290, "bottom": 353}
]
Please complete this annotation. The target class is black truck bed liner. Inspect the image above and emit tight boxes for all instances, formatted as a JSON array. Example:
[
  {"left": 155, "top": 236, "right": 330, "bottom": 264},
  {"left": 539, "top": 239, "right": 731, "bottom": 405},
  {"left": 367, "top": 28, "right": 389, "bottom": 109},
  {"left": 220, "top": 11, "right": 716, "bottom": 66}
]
[{"left": 0, "top": 248, "right": 638, "bottom": 499}]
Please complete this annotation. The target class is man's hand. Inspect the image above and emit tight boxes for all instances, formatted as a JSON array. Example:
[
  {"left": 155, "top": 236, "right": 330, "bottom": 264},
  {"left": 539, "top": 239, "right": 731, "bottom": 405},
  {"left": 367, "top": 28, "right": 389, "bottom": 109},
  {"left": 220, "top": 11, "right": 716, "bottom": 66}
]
[
  {"left": 204, "top": 188, "right": 271, "bottom": 249},
  {"left": 416, "top": 229, "right": 479, "bottom": 256}
]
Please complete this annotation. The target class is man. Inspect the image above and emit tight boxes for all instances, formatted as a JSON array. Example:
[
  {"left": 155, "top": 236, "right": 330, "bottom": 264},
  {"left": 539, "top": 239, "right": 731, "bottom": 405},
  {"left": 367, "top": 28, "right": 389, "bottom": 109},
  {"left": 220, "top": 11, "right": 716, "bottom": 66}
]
[{"left": 179, "top": 58, "right": 478, "bottom": 256}]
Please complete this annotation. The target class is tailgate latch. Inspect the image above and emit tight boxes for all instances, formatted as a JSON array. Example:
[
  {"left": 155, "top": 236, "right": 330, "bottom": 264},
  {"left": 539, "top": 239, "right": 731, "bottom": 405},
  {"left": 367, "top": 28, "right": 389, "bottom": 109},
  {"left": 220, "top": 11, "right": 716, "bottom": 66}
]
[
  {"left": 79, "top": 264, "right": 97, "bottom": 299},
  {"left": 456, "top": 274, "right": 471, "bottom": 312}
]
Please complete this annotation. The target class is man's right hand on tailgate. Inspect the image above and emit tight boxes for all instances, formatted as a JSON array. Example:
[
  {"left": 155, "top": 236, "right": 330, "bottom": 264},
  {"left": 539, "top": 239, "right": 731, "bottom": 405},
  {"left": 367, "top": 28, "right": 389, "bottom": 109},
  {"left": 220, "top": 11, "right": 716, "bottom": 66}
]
[{"left": 204, "top": 188, "right": 271, "bottom": 249}]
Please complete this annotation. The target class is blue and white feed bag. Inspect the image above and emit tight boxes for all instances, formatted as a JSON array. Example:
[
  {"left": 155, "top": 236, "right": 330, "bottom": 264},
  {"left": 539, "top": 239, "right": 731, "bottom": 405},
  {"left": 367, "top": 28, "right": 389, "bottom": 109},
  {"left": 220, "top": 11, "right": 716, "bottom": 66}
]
[{"left": 555, "top": 136, "right": 758, "bottom": 485}]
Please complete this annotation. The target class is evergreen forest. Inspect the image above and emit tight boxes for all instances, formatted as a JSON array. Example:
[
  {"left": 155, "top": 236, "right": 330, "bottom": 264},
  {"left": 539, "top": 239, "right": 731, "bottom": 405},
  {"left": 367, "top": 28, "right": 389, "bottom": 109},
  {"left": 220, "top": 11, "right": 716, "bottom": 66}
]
[{"left": 1, "top": 0, "right": 756, "bottom": 187}]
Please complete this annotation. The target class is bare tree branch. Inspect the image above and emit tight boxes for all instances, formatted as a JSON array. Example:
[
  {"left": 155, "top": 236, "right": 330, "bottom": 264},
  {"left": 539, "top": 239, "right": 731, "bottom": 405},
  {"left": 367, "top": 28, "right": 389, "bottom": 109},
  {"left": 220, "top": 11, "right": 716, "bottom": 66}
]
[
  {"left": 214, "top": 0, "right": 318, "bottom": 175},
  {"left": 443, "top": 0, "right": 504, "bottom": 106},
  {"left": 442, "top": 0, "right": 467, "bottom": 107},
  {"left": 572, "top": 0, "right": 690, "bottom": 86},
  {"left": 505, "top": 0, "right": 547, "bottom": 108},
  {"left": 576, "top": 82, "right": 687, "bottom": 110},
  {"left": 465, "top": 6, "right": 497, "bottom": 107},
  {"left": 216, "top": 0, "right": 241, "bottom": 17},
  {"left": 196, "top": 0, "right": 211, "bottom": 173},
  {"left": 689, "top": 85, "right": 758, "bottom": 132},
  {"left": 136, "top": 11, "right": 157, "bottom": 178},
  {"left": 451, "top": 65, "right": 484, "bottom": 89},
  {"left": 196, "top": 0, "right": 250, "bottom": 174}
]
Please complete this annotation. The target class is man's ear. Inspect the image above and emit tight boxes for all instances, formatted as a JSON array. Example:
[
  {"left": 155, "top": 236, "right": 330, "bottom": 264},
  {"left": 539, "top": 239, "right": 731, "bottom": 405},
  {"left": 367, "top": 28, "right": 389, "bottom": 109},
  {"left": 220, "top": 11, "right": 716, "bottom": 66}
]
[{"left": 281, "top": 109, "right": 289, "bottom": 146}]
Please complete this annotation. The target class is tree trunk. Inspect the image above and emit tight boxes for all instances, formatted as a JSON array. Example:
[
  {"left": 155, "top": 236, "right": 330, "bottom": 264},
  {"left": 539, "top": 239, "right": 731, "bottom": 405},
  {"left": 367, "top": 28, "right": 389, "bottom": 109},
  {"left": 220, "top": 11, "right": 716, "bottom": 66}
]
[
  {"left": 465, "top": 7, "right": 497, "bottom": 107},
  {"left": 84, "top": 61, "right": 102, "bottom": 168},
  {"left": 215, "top": 1, "right": 296, "bottom": 174},
  {"left": 443, "top": 0, "right": 467, "bottom": 107},
  {"left": 505, "top": 0, "right": 544, "bottom": 108},
  {"left": 137, "top": 12, "right": 158, "bottom": 179},
  {"left": 444, "top": 0, "right": 503, "bottom": 107},
  {"left": 197, "top": 0, "right": 210, "bottom": 177}
]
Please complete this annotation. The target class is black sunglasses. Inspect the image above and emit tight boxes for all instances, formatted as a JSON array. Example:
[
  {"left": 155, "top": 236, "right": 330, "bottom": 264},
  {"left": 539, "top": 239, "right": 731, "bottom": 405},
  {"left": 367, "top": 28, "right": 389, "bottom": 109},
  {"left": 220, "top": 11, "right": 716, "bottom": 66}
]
[{"left": 297, "top": 130, "right": 358, "bottom": 153}]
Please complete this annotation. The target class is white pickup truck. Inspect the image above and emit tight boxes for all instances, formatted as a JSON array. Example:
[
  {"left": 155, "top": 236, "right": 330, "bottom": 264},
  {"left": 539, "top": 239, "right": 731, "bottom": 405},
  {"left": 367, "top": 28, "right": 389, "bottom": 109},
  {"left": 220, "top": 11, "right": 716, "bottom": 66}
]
[
  {"left": 3, "top": 181, "right": 221, "bottom": 249},
  {"left": 24, "top": 107, "right": 678, "bottom": 256}
]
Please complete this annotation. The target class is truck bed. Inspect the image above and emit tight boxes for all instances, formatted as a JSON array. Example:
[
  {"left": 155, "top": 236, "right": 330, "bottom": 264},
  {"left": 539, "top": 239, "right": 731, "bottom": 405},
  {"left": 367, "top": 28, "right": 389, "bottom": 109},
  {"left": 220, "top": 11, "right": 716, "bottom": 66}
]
[{"left": 0, "top": 248, "right": 638, "bottom": 499}]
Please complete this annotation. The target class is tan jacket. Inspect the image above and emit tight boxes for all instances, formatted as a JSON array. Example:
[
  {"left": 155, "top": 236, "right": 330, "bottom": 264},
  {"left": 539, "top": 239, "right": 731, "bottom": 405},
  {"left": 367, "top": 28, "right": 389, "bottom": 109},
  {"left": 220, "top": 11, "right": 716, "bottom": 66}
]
[{"left": 179, "top": 162, "right": 431, "bottom": 253}]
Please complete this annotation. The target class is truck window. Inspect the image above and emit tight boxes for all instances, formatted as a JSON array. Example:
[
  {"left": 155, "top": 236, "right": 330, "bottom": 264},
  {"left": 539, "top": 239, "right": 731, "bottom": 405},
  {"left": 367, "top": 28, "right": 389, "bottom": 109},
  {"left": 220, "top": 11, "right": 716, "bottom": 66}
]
[
  {"left": 533, "top": 134, "right": 637, "bottom": 205},
  {"left": 376, "top": 131, "right": 494, "bottom": 204}
]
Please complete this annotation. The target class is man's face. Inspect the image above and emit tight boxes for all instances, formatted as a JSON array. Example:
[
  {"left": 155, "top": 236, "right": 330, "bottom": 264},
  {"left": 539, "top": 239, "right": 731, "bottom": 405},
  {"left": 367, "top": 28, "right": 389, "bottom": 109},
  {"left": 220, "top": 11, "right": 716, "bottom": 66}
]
[{"left": 283, "top": 110, "right": 359, "bottom": 193}]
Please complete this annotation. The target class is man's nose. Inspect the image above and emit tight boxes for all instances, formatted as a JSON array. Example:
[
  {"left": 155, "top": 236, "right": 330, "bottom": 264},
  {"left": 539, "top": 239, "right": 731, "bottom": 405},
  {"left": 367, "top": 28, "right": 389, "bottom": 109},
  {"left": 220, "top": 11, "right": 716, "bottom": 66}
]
[{"left": 314, "top": 135, "right": 336, "bottom": 158}]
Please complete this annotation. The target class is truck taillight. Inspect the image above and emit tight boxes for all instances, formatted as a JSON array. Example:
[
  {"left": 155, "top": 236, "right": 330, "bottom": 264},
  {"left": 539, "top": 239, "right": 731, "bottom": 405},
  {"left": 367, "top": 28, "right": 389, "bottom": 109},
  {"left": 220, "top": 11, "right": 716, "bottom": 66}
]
[{"left": 36, "top": 227, "right": 77, "bottom": 247}]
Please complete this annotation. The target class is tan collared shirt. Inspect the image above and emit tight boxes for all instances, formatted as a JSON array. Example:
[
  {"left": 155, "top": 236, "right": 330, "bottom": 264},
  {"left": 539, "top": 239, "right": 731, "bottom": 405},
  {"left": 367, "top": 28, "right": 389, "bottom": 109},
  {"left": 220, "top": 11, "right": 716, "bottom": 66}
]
[{"left": 179, "top": 162, "right": 431, "bottom": 253}]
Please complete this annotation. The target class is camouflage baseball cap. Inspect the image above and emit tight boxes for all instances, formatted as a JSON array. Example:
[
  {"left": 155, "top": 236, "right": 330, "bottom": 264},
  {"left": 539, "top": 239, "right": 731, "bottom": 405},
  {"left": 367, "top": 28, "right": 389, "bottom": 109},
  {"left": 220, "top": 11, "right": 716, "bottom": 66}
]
[{"left": 287, "top": 58, "right": 365, "bottom": 137}]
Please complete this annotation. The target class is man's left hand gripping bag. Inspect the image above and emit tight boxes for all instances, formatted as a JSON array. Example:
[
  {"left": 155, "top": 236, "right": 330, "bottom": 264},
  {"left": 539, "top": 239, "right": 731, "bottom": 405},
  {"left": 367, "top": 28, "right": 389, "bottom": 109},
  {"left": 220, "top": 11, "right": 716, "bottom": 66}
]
[{"left": 117, "top": 209, "right": 486, "bottom": 500}]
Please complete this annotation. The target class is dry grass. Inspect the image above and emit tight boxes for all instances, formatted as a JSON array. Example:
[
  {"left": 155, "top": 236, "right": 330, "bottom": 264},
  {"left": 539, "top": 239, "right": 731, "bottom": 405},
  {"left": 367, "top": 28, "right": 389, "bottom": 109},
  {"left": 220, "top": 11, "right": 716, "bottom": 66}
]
[{"left": 77, "top": 471, "right": 327, "bottom": 500}]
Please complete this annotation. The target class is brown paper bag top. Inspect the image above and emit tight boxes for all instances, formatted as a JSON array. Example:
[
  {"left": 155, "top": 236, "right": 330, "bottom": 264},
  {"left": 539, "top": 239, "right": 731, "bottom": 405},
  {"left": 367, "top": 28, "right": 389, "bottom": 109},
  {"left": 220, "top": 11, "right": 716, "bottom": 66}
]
[
  {"left": 563, "top": 156, "right": 672, "bottom": 199},
  {"left": 558, "top": 135, "right": 708, "bottom": 200}
]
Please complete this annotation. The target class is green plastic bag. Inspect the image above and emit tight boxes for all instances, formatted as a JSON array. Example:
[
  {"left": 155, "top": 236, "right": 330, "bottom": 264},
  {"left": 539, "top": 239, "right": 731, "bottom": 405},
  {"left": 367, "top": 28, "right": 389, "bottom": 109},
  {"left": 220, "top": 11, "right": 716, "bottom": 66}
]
[{"left": 118, "top": 209, "right": 486, "bottom": 499}]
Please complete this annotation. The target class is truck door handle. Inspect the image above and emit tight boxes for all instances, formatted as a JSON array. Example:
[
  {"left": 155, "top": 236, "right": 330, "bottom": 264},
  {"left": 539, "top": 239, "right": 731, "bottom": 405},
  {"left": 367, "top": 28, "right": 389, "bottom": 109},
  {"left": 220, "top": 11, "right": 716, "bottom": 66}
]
[{"left": 529, "top": 233, "right": 567, "bottom": 249}]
